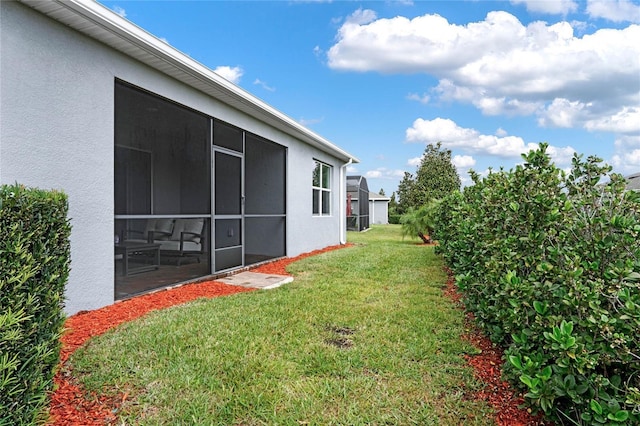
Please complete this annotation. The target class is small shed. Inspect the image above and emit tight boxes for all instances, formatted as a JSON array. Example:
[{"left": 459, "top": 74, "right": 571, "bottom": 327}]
[
  {"left": 347, "top": 176, "right": 370, "bottom": 231},
  {"left": 368, "top": 192, "right": 390, "bottom": 225}
]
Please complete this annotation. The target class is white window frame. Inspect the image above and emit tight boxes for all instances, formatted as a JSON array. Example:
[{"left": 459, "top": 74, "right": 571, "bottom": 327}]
[{"left": 312, "top": 160, "right": 332, "bottom": 216}]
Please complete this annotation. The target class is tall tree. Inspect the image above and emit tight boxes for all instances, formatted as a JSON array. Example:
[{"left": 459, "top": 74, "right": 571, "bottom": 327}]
[
  {"left": 388, "top": 191, "right": 400, "bottom": 223},
  {"left": 389, "top": 191, "right": 397, "bottom": 208},
  {"left": 394, "top": 142, "right": 461, "bottom": 238},
  {"left": 396, "top": 172, "right": 415, "bottom": 215},
  {"left": 409, "top": 142, "right": 461, "bottom": 208}
]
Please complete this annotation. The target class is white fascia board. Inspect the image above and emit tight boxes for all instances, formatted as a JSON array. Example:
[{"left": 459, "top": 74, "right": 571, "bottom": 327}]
[{"left": 19, "top": 0, "right": 359, "bottom": 164}]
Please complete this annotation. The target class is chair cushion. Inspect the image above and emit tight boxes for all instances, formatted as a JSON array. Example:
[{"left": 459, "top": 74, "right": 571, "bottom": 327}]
[
  {"left": 143, "top": 218, "right": 174, "bottom": 241},
  {"left": 171, "top": 218, "right": 204, "bottom": 243},
  {"left": 143, "top": 219, "right": 157, "bottom": 235},
  {"left": 155, "top": 219, "right": 175, "bottom": 234},
  {"left": 159, "top": 240, "right": 201, "bottom": 252}
]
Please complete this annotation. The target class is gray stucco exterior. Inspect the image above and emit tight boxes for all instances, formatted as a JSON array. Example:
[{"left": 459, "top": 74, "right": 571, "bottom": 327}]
[
  {"left": 1, "top": 1, "right": 357, "bottom": 314},
  {"left": 369, "top": 192, "right": 390, "bottom": 225}
]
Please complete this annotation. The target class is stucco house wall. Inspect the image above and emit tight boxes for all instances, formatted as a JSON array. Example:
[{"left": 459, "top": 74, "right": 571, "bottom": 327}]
[{"left": 0, "top": 1, "right": 356, "bottom": 314}]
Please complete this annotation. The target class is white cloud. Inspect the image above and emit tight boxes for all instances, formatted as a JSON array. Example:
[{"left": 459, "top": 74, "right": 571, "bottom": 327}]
[
  {"left": 584, "top": 106, "right": 640, "bottom": 134},
  {"left": 408, "top": 156, "right": 421, "bottom": 167},
  {"left": 407, "top": 92, "right": 430, "bottom": 104},
  {"left": 253, "top": 78, "right": 276, "bottom": 92},
  {"left": 406, "top": 117, "right": 478, "bottom": 146},
  {"left": 614, "top": 134, "right": 640, "bottom": 151},
  {"left": 345, "top": 8, "right": 378, "bottom": 25},
  {"left": 587, "top": 0, "right": 640, "bottom": 23},
  {"left": 539, "top": 101, "right": 640, "bottom": 135},
  {"left": 213, "top": 66, "right": 243, "bottom": 84},
  {"left": 546, "top": 145, "right": 578, "bottom": 165},
  {"left": 346, "top": 165, "right": 358, "bottom": 173},
  {"left": 406, "top": 117, "right": 575, "bottom": 165},
  {"left": 299, "top": 116, "right": 324, "bottom": 126},
  {"left": 612, "top": 149, "right": 640, "bottom": 173},
  {"left": 327, "top": 10, "right": 640, "bottom": 135},
  {"left": 465, "top": 93, "right": 542, "bottom": 116},
  {"left": 570, "top": 20, "right": 590, "bottom": 34},
  {"left": 452, "top": 155, "right": 476, "bottom": 168},
  {"left": 495, "top": 127, "right": 508, "bottom": 137},
  {"left": 476, "top": 134, "right": 541, "bottom": 157},
  {"left": 510, "top": 0, "right": 578, "bottom": 15},
  {"left": 112, "top": 6, "right": 126, "bottom": 18},
  {"left": 451, "top": 154, "right": 479, "bottom": 188},
  {"left": 365, "top": 167, "right": 406, "bottom": 179},
  {"left": 611, "top": 134, "right": 640, "bottom": 173},
  {"left": 538, "top": 98, "right": 590, "bottom": 128}
]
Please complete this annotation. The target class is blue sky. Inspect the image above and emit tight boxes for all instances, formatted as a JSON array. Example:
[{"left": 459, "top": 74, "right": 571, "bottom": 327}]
[{"left": 100, "top": 0, "right": 640, "bottom": 196}]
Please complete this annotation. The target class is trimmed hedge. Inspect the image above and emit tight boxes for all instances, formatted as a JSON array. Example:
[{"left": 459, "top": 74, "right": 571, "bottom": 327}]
[
  {"left": 435, "top": 145, "right": 640, "bottom": 425},
  {"left": 1, "top": 184, "right": 71, "bottom": 425},
  {"left": 388, "top": 212, "right": 401, "bottom": 225}
]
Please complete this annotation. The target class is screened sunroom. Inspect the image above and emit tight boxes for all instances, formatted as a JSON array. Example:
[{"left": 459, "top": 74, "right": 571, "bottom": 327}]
[
  {"left": 2, "top": 0, "right": 358, "bottom": 314},
  {"left": 114, "top": 81, "right": 286, "bottom": 299},
  {"left": 346, "top": 175, "right": 370, "bottom": 232}
]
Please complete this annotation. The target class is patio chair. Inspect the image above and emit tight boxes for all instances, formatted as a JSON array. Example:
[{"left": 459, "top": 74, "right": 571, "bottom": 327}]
[
  {"left": 158, "top": 218, "right": 206, "bottom": 265},
  {"left": 123, "top": 218, "right": 206, "bottom": 265}
]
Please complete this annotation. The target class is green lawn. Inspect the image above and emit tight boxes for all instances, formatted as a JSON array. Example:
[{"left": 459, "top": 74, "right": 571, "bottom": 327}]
[{"left": 71, "top": 225, "right": 493, "bottom": 425}]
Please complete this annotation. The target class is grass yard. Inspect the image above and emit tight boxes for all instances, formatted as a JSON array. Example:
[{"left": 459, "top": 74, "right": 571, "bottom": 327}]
[{"left": 70, "top": 225, "right": 494, "bottom": 425}]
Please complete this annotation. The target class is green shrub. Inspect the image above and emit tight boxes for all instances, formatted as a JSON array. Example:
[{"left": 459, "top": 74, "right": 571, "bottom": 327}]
[
  {"left": 0, "top": 184, "right": 71, "bottom": 425},
  {"left": 435, "top": 145, "right": 640, "bottom": 425}
]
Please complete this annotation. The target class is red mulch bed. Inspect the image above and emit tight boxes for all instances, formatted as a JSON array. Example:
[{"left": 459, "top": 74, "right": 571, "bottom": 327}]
[
  {"left": 443, "top": 271, "right": 551, "bottom": 426},
  {"left": 48, "top": 243, "right": 548, "bottom": 425},
  {"left": 48, "top": 281, "right": 255, "bottom": 425},
  {"left": 48, "top": 244, "right": 349, "bottom": 425},
  {"left": 251, "top": 243, "right": 351, "bottom": 275}
]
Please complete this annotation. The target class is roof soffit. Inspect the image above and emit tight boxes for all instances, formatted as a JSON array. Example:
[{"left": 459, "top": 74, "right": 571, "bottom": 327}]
[{"left": 19, "top": 0, "right": 358, "bottom": 163}]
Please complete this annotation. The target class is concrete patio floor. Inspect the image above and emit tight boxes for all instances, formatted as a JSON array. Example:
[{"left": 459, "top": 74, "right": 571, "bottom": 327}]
[{"left": 217, "top": 271, "right": 293, "bottom": 290}]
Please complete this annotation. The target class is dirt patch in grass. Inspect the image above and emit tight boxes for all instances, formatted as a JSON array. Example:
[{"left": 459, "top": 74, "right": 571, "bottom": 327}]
[
  {"left": 325, "top": 324, "right": 356, "bottom": 335},
  {"left": 324, "top": 337, "right": 354, "bottom": 349}
]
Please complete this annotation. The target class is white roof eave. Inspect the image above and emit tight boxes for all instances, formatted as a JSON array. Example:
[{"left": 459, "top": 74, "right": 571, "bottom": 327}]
[{"left": 20, "top": 0, "right": 359, "bottom": 164}]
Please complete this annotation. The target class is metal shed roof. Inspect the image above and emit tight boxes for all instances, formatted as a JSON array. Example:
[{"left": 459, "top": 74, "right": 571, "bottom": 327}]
[
  {"left": 347, "top": 175, "right": 369, "bottom": 191},
  {"left": 20, "top": 0, "right": 359, "bottom": 163}
]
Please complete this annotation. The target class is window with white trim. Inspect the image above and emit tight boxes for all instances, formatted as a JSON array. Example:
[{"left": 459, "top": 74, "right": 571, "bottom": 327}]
[{"left": 312, "top": 160, "right": 331, "bottom": 216}]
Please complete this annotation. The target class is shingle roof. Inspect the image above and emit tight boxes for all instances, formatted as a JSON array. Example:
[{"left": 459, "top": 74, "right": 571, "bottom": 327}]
[
  {"left": 369, "top": 192, "right": 390, "bottom": 201},
  {"left": 626, "top": 172, "right": 640, "bottom": 191}
]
